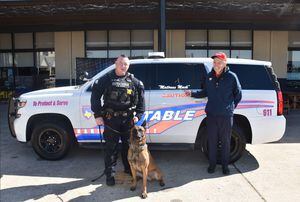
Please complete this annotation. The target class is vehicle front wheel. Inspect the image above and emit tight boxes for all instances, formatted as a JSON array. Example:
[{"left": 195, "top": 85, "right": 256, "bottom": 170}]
[
  {"left": 199, "top": 125, "right": 246, "bottom": 164},
  {"left": 31, "top": 122, "right": 72, "bottom": 160}
]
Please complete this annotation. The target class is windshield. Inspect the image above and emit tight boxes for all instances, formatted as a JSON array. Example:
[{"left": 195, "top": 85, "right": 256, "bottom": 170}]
[{"left": 78, "top": 64, "right": 115, "bottom": 89}]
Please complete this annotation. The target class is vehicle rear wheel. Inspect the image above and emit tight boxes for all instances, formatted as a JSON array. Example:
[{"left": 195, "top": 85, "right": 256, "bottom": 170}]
[
  {"left": 199, "top": 125, "right": 246, "bottom": 164},
  {"left": 31, "top": 122, "right": 71, "bottom": 160}
]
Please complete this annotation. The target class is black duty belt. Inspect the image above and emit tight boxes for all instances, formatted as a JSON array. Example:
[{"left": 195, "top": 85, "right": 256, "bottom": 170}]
[
  {"left": 105, "top": 110, "right": 132, "bottom": 117},
  {"left": 112, "top": 111, "right": 129, "bottom": 117}
]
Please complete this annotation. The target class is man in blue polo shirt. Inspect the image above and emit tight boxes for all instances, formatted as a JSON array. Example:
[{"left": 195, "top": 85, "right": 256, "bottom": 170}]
[{"left": 185, "top": 52, "right": 242, "bottom": 175}]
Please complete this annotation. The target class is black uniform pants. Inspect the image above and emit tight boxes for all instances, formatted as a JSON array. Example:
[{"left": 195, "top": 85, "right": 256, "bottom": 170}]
[
  {"left": 103, "top": 115, "right": 133, "bottom": 178},
  {"left": 206, "top": 115, "right": 233, "bottom": 167}
]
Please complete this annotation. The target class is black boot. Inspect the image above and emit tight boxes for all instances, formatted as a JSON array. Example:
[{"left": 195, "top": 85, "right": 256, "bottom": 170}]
[
  {"left": 106, "top": 176, "right": 115, "bottom": 186},
  {"left": 207, "top": 164, "right": 216, "bottom": 174},
  {"left": 124, "top": 168, "right": 132, "bottom": 176},
  {"left": 222, "top": 166, "right": 230, "bottom": 175}
]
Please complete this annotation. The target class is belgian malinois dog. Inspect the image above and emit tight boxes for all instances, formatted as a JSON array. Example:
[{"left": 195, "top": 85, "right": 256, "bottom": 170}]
[{"left": 128, "top": 125, "right": 165, "bottom": 199}]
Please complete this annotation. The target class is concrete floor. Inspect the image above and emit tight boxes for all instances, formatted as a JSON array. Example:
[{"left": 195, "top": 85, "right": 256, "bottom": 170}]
[{"left": 1, "top": 103, "right": 300, "bottom": 202}]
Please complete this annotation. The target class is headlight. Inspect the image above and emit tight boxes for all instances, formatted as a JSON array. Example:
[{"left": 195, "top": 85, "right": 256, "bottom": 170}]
[{"left": 17, "top": 98, "right": 27, "bottom": 109}]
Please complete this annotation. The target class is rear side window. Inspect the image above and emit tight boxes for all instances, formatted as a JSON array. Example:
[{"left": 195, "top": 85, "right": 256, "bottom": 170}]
[
  {"left": 152, "top": 63, "right": 206, "bottom": 90},
  {"left": 228, "top": 64, "right": 275, "bottom": 90},
  {"left": 130, "top": 63, "right": 206, "bottom": 90}
]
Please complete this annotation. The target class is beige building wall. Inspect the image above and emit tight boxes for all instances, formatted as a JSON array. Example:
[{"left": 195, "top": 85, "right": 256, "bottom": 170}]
[
  {"left": 166, "top": 30, "right": 185, "bottom": 57},
  {"left": 253, "top": 31, "right": 288, "bottom": 78},
  {"left": 55, "top": 32, "right": 71, "bottom": 80},
  {"left": 54, "top": 31, "right": 85, "bottom": 80},
  {"left": 154, "top": 30, "right": 158, "bottom": 52},
  {"left": 253, "top": 31, "right": 271, "bottom": 61},
  {"left": 71, "top": 31, "right": 85, "bottom": 79},
  {"left": 270, "top": 31, "right": 288, "bottom": 78}
]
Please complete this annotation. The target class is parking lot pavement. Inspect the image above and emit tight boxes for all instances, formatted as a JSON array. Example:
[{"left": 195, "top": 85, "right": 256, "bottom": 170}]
[{"left": 1, "top": 103, "right": 300, "bottom": 202}]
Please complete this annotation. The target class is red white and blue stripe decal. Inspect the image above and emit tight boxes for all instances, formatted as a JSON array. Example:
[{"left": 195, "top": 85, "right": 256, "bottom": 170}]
[{"left": 75, "top": 100, "right": 274, "bottom": 141}]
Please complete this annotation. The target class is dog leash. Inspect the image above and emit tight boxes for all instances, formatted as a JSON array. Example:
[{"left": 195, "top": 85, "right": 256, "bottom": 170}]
[
  {"left": 91, "top": 125, "right": 106, "bottom": 182},
  {"left": 91, "top": 170, "right": 106, "bottom": 182},
  {"left": 104, "top": 125, "right": 128, "bottom": 134},
  {"left": 91, "top": 118, "right": 145, "bottom": 182},
  {"left": 91, "top": 124, "right": 131, "bottom": 182},
  {"left": 104, "top": 116, "right": 144, "bottom": 134}
]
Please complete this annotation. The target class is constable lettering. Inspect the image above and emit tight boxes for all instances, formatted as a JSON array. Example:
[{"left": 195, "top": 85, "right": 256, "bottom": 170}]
[{"left": 144, "top": 110, "right": 196, "bottom": 121}]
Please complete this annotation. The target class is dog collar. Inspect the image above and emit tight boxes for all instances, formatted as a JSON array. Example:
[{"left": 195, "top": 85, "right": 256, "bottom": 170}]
[{"left": 130, "top": 143, "right": 147, "bottom": 151}]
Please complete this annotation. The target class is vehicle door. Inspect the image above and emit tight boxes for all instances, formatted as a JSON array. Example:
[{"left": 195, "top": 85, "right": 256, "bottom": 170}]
[
  {"left": 147, "top": 63, "right": 208, "bottom": 144},
  {"left": 77, "top": 79, "right": 103, "bottom": 142},
  {"left": 128, "top": 63, "right": 153, "bottom": 143},
  {"left": 77, "top": 63, "right": 153, "bottom": 143}
]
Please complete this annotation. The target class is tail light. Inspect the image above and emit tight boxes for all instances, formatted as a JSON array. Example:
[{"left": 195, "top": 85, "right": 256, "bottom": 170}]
[{"left": 277, "top": 90, "right": 283, "bottom": 116}]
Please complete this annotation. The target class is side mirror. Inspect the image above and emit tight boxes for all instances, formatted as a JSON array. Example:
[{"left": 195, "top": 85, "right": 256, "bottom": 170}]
[{"left": 79, "top": 71, "right": 90, "bottom": 81}]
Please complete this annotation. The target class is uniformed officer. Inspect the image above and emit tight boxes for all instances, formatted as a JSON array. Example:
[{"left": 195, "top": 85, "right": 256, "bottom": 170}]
[
  {"left": 185, "top": 52, "right": 242, "bottom": 175},
  {"left": 91, "top": 55, "right": 145, "bottom": 186}
]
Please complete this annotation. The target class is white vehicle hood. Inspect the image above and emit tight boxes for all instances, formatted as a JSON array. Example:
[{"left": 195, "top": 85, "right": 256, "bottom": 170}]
[{"left": 20, "top": 86, "right": 80, "bottom": 98}]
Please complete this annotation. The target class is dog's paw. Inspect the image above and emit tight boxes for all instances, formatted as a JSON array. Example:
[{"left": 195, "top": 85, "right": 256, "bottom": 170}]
[
  {"left": 141, "top": 192, "right": 148, "bottom": 199},
  {"left": 130, "top": 186, "right": 136, "bottom": 191},
  {"left": 159, "top": 180, "right": 165, "bottom": 187}
]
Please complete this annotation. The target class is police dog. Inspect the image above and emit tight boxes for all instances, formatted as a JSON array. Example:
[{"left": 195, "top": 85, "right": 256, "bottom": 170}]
[{"left": 128, "top": 125, "right": 165, "bottom": 199}]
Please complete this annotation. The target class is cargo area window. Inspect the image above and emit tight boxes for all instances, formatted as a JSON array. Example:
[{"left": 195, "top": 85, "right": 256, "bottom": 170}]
[{"left": 228, "top": 64, "right": 275, "bottom": 90}]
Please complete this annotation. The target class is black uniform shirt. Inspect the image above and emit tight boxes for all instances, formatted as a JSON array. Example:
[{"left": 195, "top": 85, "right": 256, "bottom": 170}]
[{"left": 91, "top": 70, "right": 145, "bottom": 120}]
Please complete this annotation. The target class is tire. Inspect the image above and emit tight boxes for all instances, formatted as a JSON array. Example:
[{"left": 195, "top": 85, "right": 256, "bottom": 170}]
[
  {"left": 199, "top": 125, "right": 246, "bottom": 164},
  {"left": 31, "top": 122, "right": 72, "bottom": 160}
]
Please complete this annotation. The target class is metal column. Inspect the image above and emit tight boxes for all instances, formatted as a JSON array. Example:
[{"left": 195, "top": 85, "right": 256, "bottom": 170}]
[{"left": 158, "top": 0, "right": 166, "bottom": 54}]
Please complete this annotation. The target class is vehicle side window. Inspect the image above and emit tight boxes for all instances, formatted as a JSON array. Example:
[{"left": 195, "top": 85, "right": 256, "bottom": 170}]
[
  {"left": 86, "top": 80, "right": 97, "bottom": 92},
  {"left": 151, "top": 63, "right": 206, "bottom": 90},
  {"left": 87, "top": 85, "right": 92, "bottom": 92},
  {"left": 87, "top": 63, "right": 207, "bottom": 91},
  {"left": 228, "top": 64, "right": 275, "bottom": 90},
  {"left": 128, "top": 64, "right": 155, "bottom": 90}
]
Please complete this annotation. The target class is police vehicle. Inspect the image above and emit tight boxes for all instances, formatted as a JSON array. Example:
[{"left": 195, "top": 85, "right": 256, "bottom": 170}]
[{"left": 8, "top": 55, "right": 286, "bottom": 163}]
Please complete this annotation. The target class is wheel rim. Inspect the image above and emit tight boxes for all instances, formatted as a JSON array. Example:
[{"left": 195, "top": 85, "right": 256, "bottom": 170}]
[
  {"left": 215, "top": 131, "right": 240, "bottom": 158},
  {"left": 39, "top": 129, "right": 63, "bottom": 154},
  {"left": 230, "top": 132, "right": 240, "bottom": 157}
]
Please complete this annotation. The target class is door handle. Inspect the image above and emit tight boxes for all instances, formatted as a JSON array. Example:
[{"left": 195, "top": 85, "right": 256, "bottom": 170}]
[{"left": 193, "top": 98, "right": 207, "bottom": 103}]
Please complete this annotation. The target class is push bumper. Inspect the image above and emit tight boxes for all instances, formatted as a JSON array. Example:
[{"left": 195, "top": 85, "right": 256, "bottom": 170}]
[{"left": 7, "top": 97, "right": 18, "bottom": 138}]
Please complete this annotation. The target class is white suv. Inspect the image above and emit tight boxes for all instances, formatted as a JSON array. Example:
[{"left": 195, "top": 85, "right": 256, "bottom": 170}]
[{"left": 8, "top": 58, "right": 286, "bottom": 163}]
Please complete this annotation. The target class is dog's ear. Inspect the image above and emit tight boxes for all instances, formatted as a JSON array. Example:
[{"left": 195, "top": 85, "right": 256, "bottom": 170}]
[{"left": 130, "top": 126, "right": 136, "bottom": 136}]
